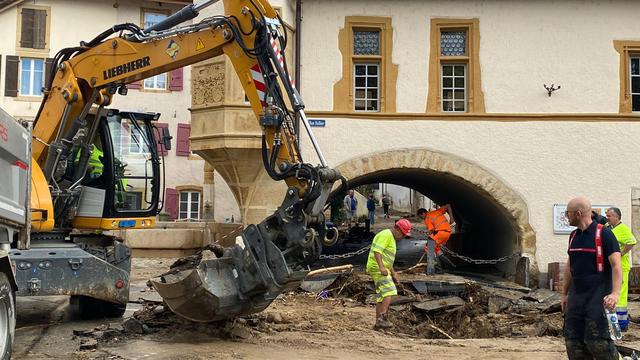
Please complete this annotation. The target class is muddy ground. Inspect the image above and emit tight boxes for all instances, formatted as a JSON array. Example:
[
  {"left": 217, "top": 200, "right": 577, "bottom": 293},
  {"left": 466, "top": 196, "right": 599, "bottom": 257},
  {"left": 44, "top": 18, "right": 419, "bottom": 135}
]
[{"left": 11, "top": 255, "right": 640, "bottom": 360}]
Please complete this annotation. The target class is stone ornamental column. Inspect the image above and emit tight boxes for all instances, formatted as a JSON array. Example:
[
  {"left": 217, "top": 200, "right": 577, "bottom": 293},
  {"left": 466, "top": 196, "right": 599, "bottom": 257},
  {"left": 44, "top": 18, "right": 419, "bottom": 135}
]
[{"left": 189, "top": 57, "right": 283, "bottom": 225}]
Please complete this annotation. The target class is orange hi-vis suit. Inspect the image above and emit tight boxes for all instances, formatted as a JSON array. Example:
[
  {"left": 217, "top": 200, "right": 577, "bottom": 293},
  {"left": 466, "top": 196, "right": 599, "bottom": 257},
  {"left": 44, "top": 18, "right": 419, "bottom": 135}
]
[{"left": 423, "top": 207, "right": 452, "bottom": 255}]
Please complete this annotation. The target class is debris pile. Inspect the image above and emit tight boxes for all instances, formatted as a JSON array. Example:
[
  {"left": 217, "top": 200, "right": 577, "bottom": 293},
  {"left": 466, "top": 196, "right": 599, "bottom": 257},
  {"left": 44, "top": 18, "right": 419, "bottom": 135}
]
[
  {"left": 74, "top": 269, "right": 564, "bottom": 353},
  {"left": 158, "top": 244, "right": 225, "bottom": 277},
  {"left": 303, "top": 271, "right": 564, "bottom": 339},
  {"left": 73, "top": 299, "right": 260, "bottom": 350}
]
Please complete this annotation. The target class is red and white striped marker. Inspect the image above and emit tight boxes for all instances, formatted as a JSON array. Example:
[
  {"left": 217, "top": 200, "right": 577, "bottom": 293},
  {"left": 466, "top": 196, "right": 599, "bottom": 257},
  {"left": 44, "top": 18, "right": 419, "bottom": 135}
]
[
  {"left": 250, "top": 63, "right": 266, "bottom": 107},
  {"left": 270, "top": 37, "right": 296, "bottom": 89}
]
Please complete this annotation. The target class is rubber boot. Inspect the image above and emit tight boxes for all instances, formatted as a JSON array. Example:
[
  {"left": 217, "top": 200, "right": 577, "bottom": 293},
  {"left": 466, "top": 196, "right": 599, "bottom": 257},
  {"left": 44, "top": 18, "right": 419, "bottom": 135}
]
[{"left": 374, "top": 314, "right": 393, "bottom": 329}]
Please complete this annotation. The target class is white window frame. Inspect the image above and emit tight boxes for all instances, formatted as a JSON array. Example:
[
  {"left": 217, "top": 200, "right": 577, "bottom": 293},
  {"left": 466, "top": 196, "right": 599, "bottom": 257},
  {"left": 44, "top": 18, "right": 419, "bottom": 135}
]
[
  {"left": 129, "top": 130, "right": 147, "bottom": 154},
  {"left": 630, "top": 57, "right": 640, "bottom": 112},
  {"left": 142, "top": 9, "right": 169, "bottom": 90},
  {"left": 179, "top": 191, "right": 200, "bottom": 220},
  {"left": 19, "top": 57, "right": 44, "bottom": 96},
  {"left": 353, "top": 63, "right": 380, "bottom": 112},
  {"left": 441, "top": 63, "right": 466, "bottom": 112},
  {"left": 143, "top": 73, "right": 167, "bottom": 90}
]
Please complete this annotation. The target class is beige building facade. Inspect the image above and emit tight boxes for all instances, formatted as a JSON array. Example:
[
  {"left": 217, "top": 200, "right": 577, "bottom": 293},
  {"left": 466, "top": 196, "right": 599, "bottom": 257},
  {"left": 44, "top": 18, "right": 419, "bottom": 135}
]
[
  {"left": 188, "top": 0, "right": 640, "bottom": 285},
  {"left": 0, "top": 0, "right": 240, "bottom": 223},
  {"left": 0, "top": 0, "right": 638, "bottom": 284}
]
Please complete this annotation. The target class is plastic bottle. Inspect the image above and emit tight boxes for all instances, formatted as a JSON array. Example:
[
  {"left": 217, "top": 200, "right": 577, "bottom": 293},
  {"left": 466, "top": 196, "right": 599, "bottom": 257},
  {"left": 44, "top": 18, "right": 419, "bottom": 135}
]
[{"left": 605, "top": 306, "right": 623, "bottom": 340}]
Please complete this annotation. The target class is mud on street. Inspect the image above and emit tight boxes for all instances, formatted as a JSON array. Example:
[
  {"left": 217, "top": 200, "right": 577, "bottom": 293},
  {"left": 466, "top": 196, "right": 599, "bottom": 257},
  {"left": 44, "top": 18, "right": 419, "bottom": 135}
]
[{"left": 11, "top": 255, "right": 640, "bottom": 360}]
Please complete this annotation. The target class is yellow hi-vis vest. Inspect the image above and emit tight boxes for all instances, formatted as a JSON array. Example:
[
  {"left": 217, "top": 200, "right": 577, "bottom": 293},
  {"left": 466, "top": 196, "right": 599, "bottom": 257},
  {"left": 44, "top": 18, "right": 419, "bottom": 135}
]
[{"left": 88, "top": 145, "right": 104, "bottom": 176}]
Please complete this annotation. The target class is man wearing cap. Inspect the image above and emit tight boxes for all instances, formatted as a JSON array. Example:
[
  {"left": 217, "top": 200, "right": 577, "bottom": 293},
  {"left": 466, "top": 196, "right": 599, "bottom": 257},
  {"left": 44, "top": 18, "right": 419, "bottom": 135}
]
[
  {"left": 366, "top": 218, "right": 412, "bottom": 329},
  {"left": 606, "top": 206, "right": 637, "bottom": 331}
]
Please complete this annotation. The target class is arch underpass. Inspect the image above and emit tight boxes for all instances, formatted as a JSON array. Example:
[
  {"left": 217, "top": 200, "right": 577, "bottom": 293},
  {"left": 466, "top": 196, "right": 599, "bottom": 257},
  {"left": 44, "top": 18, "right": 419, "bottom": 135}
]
[{"left": 333, "top": 148, "right": 537, "bottom": 283}]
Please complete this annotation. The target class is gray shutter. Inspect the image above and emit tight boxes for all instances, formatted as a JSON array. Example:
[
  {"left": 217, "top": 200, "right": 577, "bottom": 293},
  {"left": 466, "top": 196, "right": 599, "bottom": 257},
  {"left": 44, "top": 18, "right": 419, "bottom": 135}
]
[
  {"left": 34, "top": 9, "right": 46, "bottom": 49},
  {"left": 20, "top": 8, "right": 46, "bottom": 49},
  {"left": 20, "top": 8, "right": 34, "bottom": 49},
  {"left": 5, "top": 56, "right": 19, "bottom": 97}
]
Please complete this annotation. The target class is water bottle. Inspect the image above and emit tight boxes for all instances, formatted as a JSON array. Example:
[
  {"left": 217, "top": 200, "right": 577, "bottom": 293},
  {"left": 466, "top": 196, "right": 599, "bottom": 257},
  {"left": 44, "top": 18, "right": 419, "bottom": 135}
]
[{"left": 605, "top": 307, "right": 623, "bottom": 340}]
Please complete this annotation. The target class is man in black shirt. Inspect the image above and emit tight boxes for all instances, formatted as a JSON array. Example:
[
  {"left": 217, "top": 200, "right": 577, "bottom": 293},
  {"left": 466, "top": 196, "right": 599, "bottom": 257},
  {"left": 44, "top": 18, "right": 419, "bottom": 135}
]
[{"left": 562, "top": 197, "right": 622, "bottom": 359}]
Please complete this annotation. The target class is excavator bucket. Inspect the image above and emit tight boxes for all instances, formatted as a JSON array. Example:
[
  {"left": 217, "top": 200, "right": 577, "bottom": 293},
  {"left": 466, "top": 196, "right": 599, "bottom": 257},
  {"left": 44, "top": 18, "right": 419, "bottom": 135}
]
[
  {"left": 151, "top": 252, "right": 279, "bottom": 322},
  {"left": 151, "top": 265, "right": 231, "bottom": 322},
  {"left": 151, "top": 220, "right": 308, "bottom": 322}
]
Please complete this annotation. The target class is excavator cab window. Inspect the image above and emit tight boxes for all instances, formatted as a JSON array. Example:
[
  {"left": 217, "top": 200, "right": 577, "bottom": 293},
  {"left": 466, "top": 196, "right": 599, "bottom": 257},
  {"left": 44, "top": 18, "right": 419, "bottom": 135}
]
[{"left": 92, "top": 110, "right": 161, "bottom": 218}]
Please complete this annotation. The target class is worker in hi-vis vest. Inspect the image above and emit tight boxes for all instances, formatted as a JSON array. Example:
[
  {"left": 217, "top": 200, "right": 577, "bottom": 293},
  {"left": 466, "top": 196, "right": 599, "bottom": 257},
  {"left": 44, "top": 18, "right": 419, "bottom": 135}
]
[
  {"left": 365, "top": 219, "right": 412, "bottom": 330},
  {"left": 417, "top": 204, "right": 455, "bottom": 252},
  {"left": 606, "top": 207, "right": 637, "bottom": 332}
]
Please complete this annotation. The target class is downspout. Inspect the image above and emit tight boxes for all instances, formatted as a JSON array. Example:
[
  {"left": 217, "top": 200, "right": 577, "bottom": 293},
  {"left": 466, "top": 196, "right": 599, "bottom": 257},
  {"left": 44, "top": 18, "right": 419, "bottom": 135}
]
[{"left": 294, "top": 0, "right": 302, "bottom": 141}]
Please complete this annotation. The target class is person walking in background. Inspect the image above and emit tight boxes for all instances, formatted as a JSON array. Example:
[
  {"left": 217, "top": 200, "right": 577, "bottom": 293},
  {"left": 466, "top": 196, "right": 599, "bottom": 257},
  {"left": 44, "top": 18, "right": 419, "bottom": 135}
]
[
  {"left": 365, "top": 219, "right": 412, "bottom": 329},
  {"left": 562, "top": 197, "right": 621, "bottom": 359},
  {"left": 343, "top": 189, "right": 358, "bottom": 227},
  {"left": 606, "top": 206, "right": 637, "bottom": 332},
  {"left": 367, "top": 194, "right": 376, "bottom": 227},
  {"left": 382, "top": 194, "right": 391, "bottom": 219}
]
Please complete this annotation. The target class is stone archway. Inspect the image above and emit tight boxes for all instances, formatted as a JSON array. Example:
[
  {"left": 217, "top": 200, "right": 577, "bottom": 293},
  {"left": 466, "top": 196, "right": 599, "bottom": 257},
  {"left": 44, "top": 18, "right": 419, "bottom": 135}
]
[{"left": 335, "top": 147, "right": 537, "bottom": 276}]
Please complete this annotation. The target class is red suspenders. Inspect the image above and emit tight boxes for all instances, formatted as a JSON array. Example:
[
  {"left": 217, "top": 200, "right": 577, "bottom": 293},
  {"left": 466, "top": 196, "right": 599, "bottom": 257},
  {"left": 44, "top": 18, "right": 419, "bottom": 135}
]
[{"left": 568, "top": 223, "right": 604, "bottom": 273}]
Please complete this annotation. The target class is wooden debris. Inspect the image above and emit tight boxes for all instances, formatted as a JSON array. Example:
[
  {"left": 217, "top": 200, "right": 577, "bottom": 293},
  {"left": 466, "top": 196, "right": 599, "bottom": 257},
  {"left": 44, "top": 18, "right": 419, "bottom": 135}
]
[
  {"left": 412, "top": 296, "right": 465, "bottom": 312},
  {"left": 488, "top": 296, "right": 511, "bottom": 313},
  {"left": 428, "top": 324, "right": 453, "bottom": 340},
  {"left": 306, "top": 265, "right": 353, "bottom": 277},
  {"left": 399, "top": 262, "right": 428, "bottom": 274}
]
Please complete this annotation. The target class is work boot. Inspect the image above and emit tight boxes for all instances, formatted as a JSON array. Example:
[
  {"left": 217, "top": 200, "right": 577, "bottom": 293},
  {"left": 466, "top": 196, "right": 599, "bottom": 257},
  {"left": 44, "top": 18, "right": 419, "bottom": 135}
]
[{"left": 374, "top": 314, "right": 393, "bottom": 330}]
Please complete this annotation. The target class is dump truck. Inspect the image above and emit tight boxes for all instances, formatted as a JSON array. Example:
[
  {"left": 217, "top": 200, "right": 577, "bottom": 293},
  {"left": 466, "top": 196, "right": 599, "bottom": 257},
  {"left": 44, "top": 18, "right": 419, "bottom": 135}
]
[
  {"left": 0, "top": 0, "right": 342, "bottom": 357},
  {"left": 0, "top": 108, "right": 24, "bottom": 359}
]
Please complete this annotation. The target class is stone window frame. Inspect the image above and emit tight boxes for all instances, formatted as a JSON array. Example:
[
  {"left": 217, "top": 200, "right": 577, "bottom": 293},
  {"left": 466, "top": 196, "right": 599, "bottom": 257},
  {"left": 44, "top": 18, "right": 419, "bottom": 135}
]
[
  {"left": 333, "top": 16, "right": 397, "bottom": 113},
  {"left": 614, "top": 40, "right": 640, "bottom": 113},
  {"left": 426, "top": 18, "right": 485, "bottom": 114},
  {"left": 16, "top": 4, "right": 51, "bottom": 57}
]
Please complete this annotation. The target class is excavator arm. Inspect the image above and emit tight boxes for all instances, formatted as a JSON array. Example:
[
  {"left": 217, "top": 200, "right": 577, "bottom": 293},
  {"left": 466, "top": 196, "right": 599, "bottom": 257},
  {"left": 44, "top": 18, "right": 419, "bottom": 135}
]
[{"left": 32, "top": 0, "right": 343, "bottom": 321}]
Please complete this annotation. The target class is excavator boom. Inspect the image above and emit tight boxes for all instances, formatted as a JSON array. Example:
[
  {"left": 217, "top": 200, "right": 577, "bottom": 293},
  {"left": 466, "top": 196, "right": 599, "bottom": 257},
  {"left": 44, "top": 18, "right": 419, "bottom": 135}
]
[{"left": 32, "top": 0, "right": 343, "bottom": 321}]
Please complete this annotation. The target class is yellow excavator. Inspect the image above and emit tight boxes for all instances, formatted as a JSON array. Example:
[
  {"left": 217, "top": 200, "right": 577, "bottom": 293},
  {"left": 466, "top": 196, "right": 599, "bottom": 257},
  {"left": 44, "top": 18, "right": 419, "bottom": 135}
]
[{"left": 0, "top": 0, "right": 344, "bottom": 340}]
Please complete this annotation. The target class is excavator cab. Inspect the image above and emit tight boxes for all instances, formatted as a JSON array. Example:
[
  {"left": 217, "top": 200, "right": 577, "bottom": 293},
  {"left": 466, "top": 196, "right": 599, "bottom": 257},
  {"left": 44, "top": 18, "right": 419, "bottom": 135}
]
[{"left": 72, "top": 109, "right": 163, "bottom": 229}]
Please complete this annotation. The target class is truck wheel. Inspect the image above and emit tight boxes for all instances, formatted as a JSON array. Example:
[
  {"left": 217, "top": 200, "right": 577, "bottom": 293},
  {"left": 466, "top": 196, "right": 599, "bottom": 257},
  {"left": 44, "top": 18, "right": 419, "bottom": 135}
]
[
  {"left": 71, "top": 295, "right": 126, "bottom": 319},
  {"left": 0, "top": 273, "right": 15, "bottom": 360}
]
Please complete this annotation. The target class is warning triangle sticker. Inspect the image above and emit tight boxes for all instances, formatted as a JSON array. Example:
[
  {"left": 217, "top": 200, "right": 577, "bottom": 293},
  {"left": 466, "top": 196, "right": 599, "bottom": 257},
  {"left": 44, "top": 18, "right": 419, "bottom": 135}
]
[{"left": 196, "top": 38, "right": 205, "bottom": 51}]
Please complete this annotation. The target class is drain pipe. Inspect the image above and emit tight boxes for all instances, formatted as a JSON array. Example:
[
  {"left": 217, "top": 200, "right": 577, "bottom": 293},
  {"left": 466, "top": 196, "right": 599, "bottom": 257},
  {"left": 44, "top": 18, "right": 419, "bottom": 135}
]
[{"left": 295, "top": 0, "right": 302, "bottom": 142}]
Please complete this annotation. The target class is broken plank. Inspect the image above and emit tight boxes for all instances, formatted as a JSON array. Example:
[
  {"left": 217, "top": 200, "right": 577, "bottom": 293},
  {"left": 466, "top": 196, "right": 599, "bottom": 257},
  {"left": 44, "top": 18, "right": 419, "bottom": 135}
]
[
  {"left": 412, "top": 296, "right": 466, "bottom": 312},
  {"left": 411, "top": 280, "right": 466, "bottom": 296},
  {"left": 306, "top": 265, "right": 353, "bottom": 277}
]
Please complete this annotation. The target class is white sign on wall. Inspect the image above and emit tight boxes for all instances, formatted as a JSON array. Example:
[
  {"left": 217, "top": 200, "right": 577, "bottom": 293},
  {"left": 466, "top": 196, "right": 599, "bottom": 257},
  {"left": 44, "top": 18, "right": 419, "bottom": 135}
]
[{"left": 553, "top": 204, "right": 613, "bottom": 234}]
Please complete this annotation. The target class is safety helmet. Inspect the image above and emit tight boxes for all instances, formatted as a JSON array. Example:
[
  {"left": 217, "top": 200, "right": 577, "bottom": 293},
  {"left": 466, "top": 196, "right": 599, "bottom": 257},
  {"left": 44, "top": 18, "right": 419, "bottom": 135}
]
[{"left": 395, "top": 219, "right": 412, "bottom": 236}]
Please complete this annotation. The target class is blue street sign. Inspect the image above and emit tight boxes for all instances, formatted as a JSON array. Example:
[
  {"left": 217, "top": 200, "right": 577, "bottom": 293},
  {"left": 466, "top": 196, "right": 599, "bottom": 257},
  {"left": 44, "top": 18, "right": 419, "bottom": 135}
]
[{"left": 308, "top": 119, "right": 326, "bottom": 127}]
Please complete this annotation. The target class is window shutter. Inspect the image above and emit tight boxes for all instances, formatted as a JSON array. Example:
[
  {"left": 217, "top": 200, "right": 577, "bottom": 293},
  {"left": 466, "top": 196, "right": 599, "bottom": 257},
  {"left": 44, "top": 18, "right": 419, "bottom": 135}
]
[
  {"left": 169, "top": 67, "right": 183, "bottom": 91},
  {"left": 164, "top": 188, "right": 178, "bottom": 220},
  {"left": 20, "top": 8, "right": 35, "bottom": 49},
  {"left": 44, "top": 57, "right": 53, "bottom": 91},
  {"left": 34, "top": 9, "right": 46, "bottom": 49},
  {"left": 176, "top": 123, "right": 190, "bottom": 156},
  {"left": 127, "top": 81, "right": 142, "bottom": 89},
  {"left": 153, "top": 122, "right": 169, "bottom": 156},
  {"left": 20, "top": 8, "right": 46, "bottom": 49},
  {"left": 5, "top": 56, "right": 19, "bottom": 97}
]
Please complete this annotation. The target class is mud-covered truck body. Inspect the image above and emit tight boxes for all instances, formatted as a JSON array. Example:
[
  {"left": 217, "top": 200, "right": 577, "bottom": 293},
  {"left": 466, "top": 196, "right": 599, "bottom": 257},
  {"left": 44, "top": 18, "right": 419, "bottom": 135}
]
[{"left": 0, "top": 107, "right": 26, "bottom": 360}]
